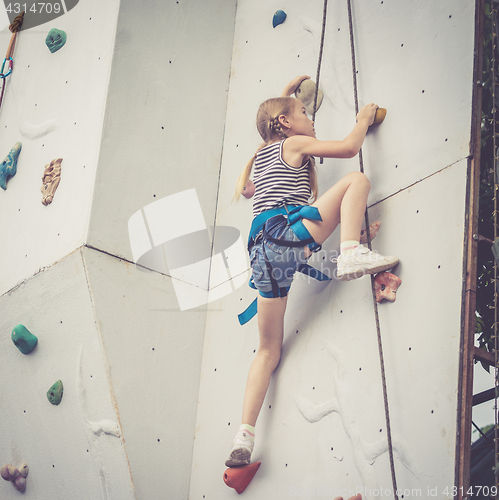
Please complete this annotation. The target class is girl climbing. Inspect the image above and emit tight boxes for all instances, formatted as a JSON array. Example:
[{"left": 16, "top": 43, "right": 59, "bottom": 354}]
[{"left": 225, "top": 75, "right": 398, "bottom": 467}]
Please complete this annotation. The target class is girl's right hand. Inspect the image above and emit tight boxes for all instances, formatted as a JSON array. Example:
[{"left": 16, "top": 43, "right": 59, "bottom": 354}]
[
  {"left": 356, "top": 103, "right": 379, "bottom": 126},
  {"left": 281, "top": 75, "right": 311, "bottom": 97}
]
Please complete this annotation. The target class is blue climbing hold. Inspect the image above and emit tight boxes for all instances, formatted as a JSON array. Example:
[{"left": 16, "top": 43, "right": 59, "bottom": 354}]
[
  {"left": 0, "top": 142, "right": 21, "bottom": 190},
  {"left": 273, "top": 10, "right": 286, "bottom": 28}
]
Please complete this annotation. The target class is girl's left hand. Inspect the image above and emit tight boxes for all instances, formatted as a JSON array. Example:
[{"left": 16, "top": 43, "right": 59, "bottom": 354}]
[{"left": 281, "top": 75, "right": 311, "bottom": 97}]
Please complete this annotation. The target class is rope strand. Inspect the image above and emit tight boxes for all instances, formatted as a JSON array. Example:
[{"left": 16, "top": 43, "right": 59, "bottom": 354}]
[
  {"left": 313, "top": 0, "right": 328, "bottom": 122},
  {"left": 346, "top": 1, "right": 399, "bottom": 497},
  {"left": 313, "top": 0, "right": 328, "bottom": 165}
]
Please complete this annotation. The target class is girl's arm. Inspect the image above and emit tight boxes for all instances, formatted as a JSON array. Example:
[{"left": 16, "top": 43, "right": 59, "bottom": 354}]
[
  {"left": 287, "top": 103, "right": 378, "bottom": 159},
  {"left": 281, "top": 75, "right": 310, "bottom": 97}
]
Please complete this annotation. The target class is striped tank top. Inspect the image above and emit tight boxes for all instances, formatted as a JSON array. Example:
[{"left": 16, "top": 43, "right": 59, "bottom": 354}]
[{"left": 252, "top": 140, "right": 311, "bottom": 217}]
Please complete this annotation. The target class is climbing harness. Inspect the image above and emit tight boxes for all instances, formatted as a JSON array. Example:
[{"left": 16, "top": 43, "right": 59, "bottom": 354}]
[
  {"left": 238, "top": 205, "right": 331, "bottom": 325},
  {"left": 0, "top": 13, "right": 24, "bottom": 113},
  {"left": 346, "top": 0, "right": 399, "bottom": 497}
]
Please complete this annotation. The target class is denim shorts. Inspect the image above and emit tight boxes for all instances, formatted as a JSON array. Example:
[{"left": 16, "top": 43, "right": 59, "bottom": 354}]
[{"left": 249, "top": 214, "right": 312, "bottom": 294}]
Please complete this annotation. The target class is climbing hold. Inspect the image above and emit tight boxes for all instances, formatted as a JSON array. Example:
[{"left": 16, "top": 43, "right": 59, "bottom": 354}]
[
  {"left": 295, "top": 79, "right": 323, "bottom": 116},
  {"left": 1, "top": 464, "right": 20, "bottom": 481},
  {"left": 223, "top": 462, "right": 261, "bottom": 494},
  {"left": 18, "top": 464, "right": 28, "bottom": 478},
  {"left": 0, "top": 142, "right": 21, "bottom": 190},
  {"left": 272, "top": 10, "right": 286, "bottom": 28},
  {"left": 360, "top": 220, "right": 381, "bottom": 244},
  {"left": 47, "top": 380, "right": 64, "bottom": 405},
  {"left": 1, "top": 463, "right": 28, "bottom": 492},
  {"left": 41, "top": 158, "right": 62, "bottom": 205},
  {"left": 45, "top": 28, "right": 67, "bottom": 53},
  {"left": 242, "top": 178, "right": 255, "bottom": 199},
  {"left": 11, "top": 324, "right": 38, "bottom": 354},
  {"left": 13, "top": 475, "right": 26, "bottom": 492},
  {"left": 374, "top": 272, "right": 402, "bottom": 303},
  {"left": 372, "top": 107, "right": 387, "bottom": 125}
]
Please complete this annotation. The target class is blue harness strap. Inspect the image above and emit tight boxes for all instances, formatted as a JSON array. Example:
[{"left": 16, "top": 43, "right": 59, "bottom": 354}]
[{"left": 238, "top": 205, "right": 331, "bottom": 325}]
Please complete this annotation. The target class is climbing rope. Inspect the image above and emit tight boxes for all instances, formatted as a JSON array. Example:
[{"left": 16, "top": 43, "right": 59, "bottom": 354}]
[
  {"left": 312, "top": 0, "right": 328, "bottom": 165},
  {"left": 0, "top": 12, "right": 24, "bottom": 113},
  {"left": 313, "top": 0, "right": 328, "bottom": 122},
  {"left": 346, "top": 0, "right": 400, "bottom": 497}
]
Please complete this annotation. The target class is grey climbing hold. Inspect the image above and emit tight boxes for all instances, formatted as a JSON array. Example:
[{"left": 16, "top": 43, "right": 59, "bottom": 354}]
[
  {"left": 47, "top": 380, "right": 63, "bottom": 405},
  {"left": 11, "top": 324, "right": 38, "bottom": 354},
  {"left": 0, "top": 142, "right": 21, "bottom": 190},
  {"left": 273, "top": 10, "right": 286, "bottom": 28},
  {"left": 1, "top": 463, "right": 28, "bottom": 493},
  {"left": 295, "top": 80, "right": 323, "bottom": 116},
  {"left": 45, "top": 28, "right": 67, "bottom": 53}
]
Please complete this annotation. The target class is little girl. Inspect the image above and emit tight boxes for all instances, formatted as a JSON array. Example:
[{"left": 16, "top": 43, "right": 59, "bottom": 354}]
[{"left": 226, "top": 75, "right": 398, "bottom": 467}]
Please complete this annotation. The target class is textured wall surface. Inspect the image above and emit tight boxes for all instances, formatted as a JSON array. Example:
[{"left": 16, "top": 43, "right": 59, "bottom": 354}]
[
  {"left": 0, "top": 0, "right": 121, "bottom": 296},
  {"left": 89, "top": 0, "right": 237, "bottom": 497},
  {"left": 191, "top": 0, "right": 474, "bottom": 498},
  {"left": 0, "top": 0, "right": 476, "bottom": 498},
  {"left": 0, "top": 0, "right": 237, "bottom": 498},
  {"left": 0, "top": 250, "right": 135, "bottom": 500}
]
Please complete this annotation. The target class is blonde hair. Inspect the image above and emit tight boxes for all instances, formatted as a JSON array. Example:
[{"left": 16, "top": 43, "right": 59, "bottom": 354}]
[{"left": 234, "top": 97, "right": 318, "bottom": 202}]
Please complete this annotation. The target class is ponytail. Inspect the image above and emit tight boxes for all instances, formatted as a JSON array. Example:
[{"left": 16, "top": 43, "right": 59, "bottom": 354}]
[
  {"left": 233, "top": 153, "right": 256, "bottom": 202},
  {"left": 308, "top": 156, "right": 318, "bottom": 202}
]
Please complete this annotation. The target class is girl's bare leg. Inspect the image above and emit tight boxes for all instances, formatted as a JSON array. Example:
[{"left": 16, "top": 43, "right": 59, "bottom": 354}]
[
  {"left": 241, "top": 295, "right": 288, "bottom": 426},
  {"left": 302, "top": 171, "right": 371, "bottom": 249}
]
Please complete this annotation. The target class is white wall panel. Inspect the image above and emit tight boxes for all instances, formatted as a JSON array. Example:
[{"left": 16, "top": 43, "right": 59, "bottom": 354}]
[
  {"left": 215, "top": 0, "right": 475, "bottom": 234},
  {"left": 0, "top": 251, "right": 134, "bottom": 500},
  {"left": 192, "top": 0, "right": 474, "bottom": 497},
  {"left": 87, "top": 0, "right": 237, "bottom": 264},
  {"left": 0, "top": 0, "right": 121, "bottom": 295},
  {"left": 81, "top": 245, "right": 208, "bottom": 500},
  {"left": 192, "top": 160, "right": 467, "bottom": 498}
]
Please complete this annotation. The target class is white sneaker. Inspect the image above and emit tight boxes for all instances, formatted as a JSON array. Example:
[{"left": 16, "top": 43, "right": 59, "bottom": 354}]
[
  {"left": 225, "top": 431, "right": 254, "bottom": 467},
  {"left": 334, "top": 244, "right": 399, "bottom": 281}
]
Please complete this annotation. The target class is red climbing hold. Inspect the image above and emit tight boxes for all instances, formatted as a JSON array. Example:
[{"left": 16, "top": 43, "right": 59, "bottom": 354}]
[
  {"left": 223, "top": 462, "right": 261, "bottom": 494},
  {"left": 374, "top": 272, "right": 402, "bottom": 303},
  {"left": 360, "top": 220, "right": 381, "bottom": 244}
]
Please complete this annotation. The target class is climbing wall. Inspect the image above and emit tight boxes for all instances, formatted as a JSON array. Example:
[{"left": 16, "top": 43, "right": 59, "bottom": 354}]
[
  {"left": 0, "top": 0, "right": 477, "bottom": 498},
  {"left": 191, "top": 0, "right": 475, "bottom": 499},
  {"left": 0, "top": 0, "right": 237, "bottom": 498}
]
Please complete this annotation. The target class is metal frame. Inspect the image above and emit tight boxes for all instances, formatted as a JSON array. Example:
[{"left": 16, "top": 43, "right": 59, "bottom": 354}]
[{"left": 456, "top": 0, "right": 485, "bottom": 496}]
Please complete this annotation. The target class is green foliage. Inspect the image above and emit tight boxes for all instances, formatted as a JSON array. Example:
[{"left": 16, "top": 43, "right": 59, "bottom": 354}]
[{"left": 476, "top": 0, "right": 498, "bottom": 359}]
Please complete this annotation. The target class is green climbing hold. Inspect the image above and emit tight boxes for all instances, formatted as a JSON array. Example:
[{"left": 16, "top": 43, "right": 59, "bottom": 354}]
[
  {"left": 45, "top": 28, "right": 67, "bottom": 53},
  {"left": 11, "top": 324, "right": 38, "bottom": 354},
  {"left": 47, "top": 380, "right": 63, "bottom": 405}
]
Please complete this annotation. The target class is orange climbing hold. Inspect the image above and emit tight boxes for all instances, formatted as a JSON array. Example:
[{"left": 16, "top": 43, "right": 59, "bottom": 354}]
[
  {"left": 372, "top": 107, "right": 387, "bottom": 125},
  {"left": 374, "top": 272, "right": 402, "bottom": 303},
  {"left": 223, "top": 462, "right": 261, "bottom": 494},
  {"left": 360, "top": 220, "right": 381, "bottom": 244}
]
